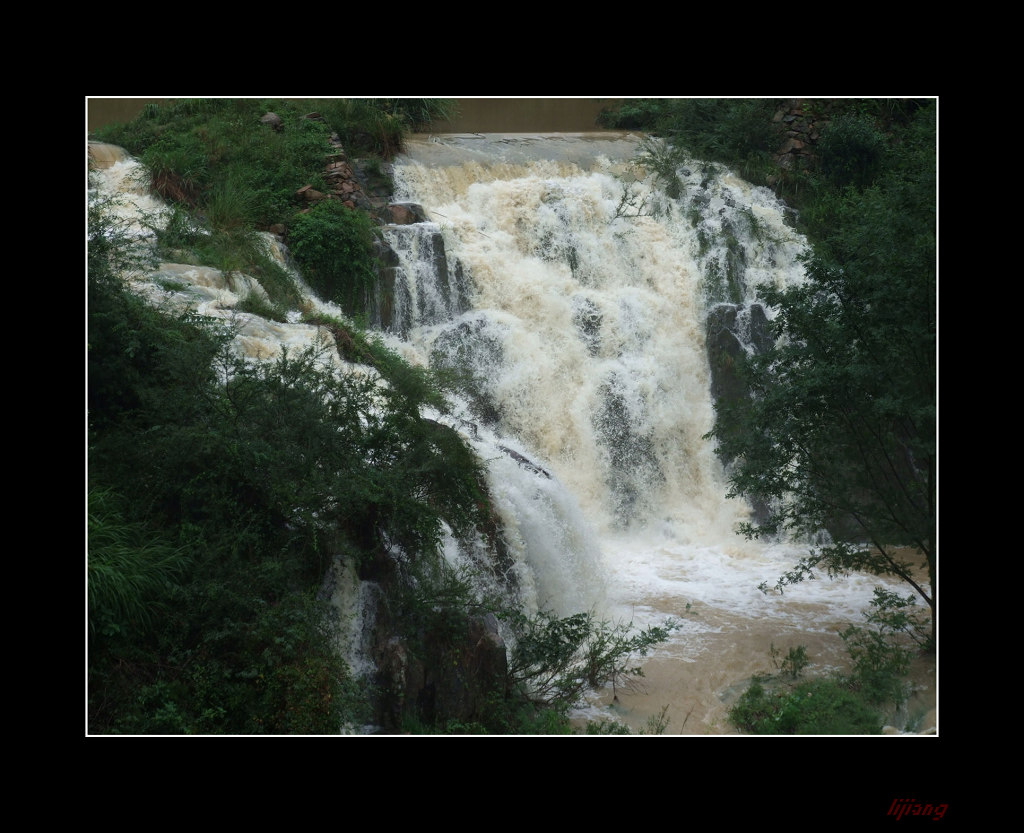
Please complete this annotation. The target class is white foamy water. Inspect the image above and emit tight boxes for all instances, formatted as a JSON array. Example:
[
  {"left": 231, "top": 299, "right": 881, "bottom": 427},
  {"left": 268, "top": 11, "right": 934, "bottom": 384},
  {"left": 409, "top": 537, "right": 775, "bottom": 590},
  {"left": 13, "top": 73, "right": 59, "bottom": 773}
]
[{"left": 385, "top": 133, "right": 930, "bottom": 733}]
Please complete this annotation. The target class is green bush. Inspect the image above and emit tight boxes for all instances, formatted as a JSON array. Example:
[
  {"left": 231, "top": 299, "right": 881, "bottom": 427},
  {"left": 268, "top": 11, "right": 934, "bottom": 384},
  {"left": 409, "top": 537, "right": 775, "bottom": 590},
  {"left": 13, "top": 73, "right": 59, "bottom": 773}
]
[
  {"left": 729, "top": 677, "right": 884, "bottom": 735},
  {"left": 503, "top": 609, "right": 677, "bottom": 710},
  {"left": 288, "top": 199, "right": 379, "bottom": 314},
  {"left": 770, "top": 643, "right": 809, "bottom": 679},
  {"left": 87, "top": 206, "right": 225, "bottom": 439},
  {"left": 840, "top": 587, "right": 926, "bottom": 705},
  {"left": 727, "top": 588, "right": 927, "bottom": 735},
  {"left": 103, "top": 585, "right": 364, "bottom": 735},
  {"left": 816, "top": 113, "right": 887, "bottom": 189}
]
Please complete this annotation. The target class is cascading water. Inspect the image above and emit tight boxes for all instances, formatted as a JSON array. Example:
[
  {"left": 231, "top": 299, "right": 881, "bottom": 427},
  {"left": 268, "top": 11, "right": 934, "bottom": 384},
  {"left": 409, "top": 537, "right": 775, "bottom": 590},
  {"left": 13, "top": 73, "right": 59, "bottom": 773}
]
[
  {"left": 374, "top": 133, "right": 935, "bottom": 733},
  {"left": 380, "top": 135, "right": 799, "bottom": 543}
]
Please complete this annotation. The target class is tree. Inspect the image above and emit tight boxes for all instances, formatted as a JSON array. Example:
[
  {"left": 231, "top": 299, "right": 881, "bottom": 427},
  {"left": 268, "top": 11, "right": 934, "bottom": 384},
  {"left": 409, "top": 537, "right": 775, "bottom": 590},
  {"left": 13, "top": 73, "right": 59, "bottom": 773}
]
[{"left": 707, "top": 104, "right": 936, "bottom": 636}]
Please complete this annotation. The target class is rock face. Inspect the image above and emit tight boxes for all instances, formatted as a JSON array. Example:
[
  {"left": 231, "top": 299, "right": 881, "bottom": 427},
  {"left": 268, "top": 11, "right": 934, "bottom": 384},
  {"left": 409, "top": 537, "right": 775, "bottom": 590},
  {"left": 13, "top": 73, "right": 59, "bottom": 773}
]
[
  {"left": 706, "top": 302, "right": 772, "bottom": 407},
  {"left": 771, "top": 99, "right": 831, "bottom": 171},
  {"left": 769, "top": 98, "right": 860, "bottom": 180},
  {"left": 705, "top": 302, "right": 774, "bottom": 526},
  {"left": 319, "top": 532, "right": 512, "bottom": 733},
  {"left": 375, "top": 613, "right": 507, "bottom": 732},
  {"left": 383, "top": 203, "right": 428, "bottom": 225}
]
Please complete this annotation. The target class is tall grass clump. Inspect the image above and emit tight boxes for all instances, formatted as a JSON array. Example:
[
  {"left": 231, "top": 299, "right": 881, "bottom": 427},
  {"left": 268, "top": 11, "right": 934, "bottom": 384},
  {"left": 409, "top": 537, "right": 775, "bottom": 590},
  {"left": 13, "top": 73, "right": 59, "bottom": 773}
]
[
  {"left": 88, "top": 488, "right": 192, "bottom": 639},
  {"left": 316, "top": 98, "right": 459, "bottom": 159}
]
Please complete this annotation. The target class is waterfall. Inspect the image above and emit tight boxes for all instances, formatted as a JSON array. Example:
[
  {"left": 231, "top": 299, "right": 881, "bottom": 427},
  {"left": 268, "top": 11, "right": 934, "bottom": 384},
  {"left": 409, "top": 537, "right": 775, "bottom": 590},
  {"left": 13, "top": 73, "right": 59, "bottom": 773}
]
[
  {"left": 377, "top": 135, "right": 803, "bottom": 602},
  {"left": 374, "top": 133, "right": 911, "bottom": 728},
  {"left": 383, "top": 135, "right": 806, "bottom": 539},
  {"left": 90, "top": 135, "right": 926, "bottom": 733}
]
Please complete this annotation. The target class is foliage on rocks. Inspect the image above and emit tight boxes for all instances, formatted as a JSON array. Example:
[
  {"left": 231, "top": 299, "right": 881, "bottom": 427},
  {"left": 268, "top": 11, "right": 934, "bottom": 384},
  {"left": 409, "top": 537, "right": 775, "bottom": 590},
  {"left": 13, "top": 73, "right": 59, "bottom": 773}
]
[{"left": 87, "top": 189, "right": 489, "bottom": 732}]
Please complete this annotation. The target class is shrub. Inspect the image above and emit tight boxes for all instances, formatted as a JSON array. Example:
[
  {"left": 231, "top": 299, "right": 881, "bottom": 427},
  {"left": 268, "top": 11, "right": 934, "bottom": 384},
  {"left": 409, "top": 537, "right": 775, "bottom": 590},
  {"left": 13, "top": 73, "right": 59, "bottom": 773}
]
[
  {"left": 728, "top": 588, "right": 926, "bottom": 734},
  {"left": 840, "top": 587, "right": 927, "bottom": 705},
  {"left": 817, "top": 113, "right": 887, "bottom": 189},
  {"left": 317, "top": 98, "right": 459, "bottom": 158},
  {"left": 770, "top": 643, "right": 809, "bottom": 679},
  {"left": 102, "top": 585, "right": 365, "bottom": 735},
  {"left": 503, "top": 610, "right": 677, "bottom": 709},
  {"left": 598, "top": 98, "right": 782, "bottom": 177},
  {"left": 729, "top": 677, "right": 884, "bottom": 735},
  {"left": 288, "top": 199, "right": 379, "bottom": 314}
]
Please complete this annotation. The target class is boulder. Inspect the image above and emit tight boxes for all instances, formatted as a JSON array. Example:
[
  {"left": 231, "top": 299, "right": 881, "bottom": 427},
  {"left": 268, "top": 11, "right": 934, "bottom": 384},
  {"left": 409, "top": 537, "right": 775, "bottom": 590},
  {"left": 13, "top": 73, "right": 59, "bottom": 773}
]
[
  {"left": 259, "top": 112, "right": 284, "bottom": 132},
  {"left": 385, "top": 203, "right": 429, "bottom": 225}
]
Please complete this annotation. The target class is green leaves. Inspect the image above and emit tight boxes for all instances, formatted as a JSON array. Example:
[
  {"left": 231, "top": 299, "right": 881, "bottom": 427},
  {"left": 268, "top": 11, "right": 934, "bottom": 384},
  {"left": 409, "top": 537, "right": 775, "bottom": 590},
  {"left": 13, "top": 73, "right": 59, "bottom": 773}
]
[
  {"left": 817, "top": 114, "right": 887, "bottom": 189},
  {"left": 706, "top": 102, "right": 936, "bottom": 626},
  {"left": 840, "top": 586, "right": 928, "bottom": 706},
  {"left": 88, "top": 191, "right": 489, "bottom": 732},
  {"left": 93, "top": 98, "right": 335, "bottom": 229},
  {"left": 730, "top": 587, "right": 926, "bottom": 733},
  {"left": 729, "top": 676, "right": 885, "bottom": 735},
  {"left": 288, "top": 199, "right": 379, "bottom": 313},
  {"left": 598, "top": 99, "right": 782, "bottom": 168},
  {"left": 504, "top": 610, "right": 677, "bottom": 708}
]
